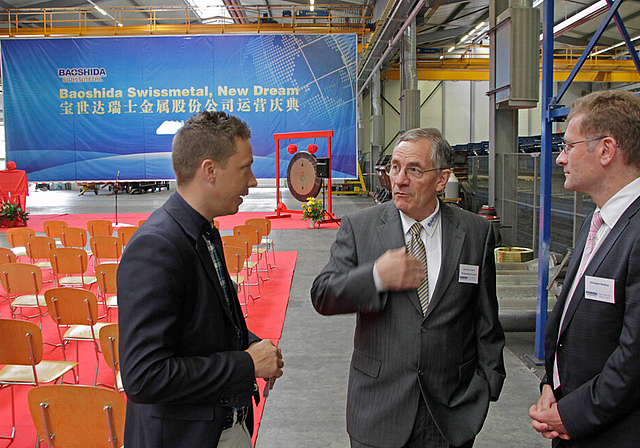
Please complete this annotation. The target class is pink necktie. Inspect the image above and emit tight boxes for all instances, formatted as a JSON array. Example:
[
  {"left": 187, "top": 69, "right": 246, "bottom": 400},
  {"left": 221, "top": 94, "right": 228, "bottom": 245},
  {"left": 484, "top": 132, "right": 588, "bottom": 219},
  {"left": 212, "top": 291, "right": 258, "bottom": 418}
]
[
  {"left": 554, "top": 210, "right": 603, "bottom": 389},
  {"left": 577, "top": 211, "right": 604, "bottom": 279}
]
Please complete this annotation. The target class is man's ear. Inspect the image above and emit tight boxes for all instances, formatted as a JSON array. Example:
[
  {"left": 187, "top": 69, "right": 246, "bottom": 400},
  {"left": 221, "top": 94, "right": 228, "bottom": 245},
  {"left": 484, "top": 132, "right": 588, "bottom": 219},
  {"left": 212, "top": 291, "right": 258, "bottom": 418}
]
[
  {"left": 436, "top": 169, "right": 451, "bottom": 192},
  {"left": 600, "top": 137, "right": 618, "bottom": 167},
  {"left": 201, "top": 159, "right": 216, "bottom": 183}
]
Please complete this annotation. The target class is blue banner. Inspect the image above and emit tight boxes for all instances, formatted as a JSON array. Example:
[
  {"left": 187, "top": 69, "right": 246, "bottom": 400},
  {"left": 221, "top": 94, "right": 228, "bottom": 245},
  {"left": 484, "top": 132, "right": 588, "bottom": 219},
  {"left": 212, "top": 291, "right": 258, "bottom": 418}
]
[{"left": 1, "top": 35, "right": 357, "bottom": 181}]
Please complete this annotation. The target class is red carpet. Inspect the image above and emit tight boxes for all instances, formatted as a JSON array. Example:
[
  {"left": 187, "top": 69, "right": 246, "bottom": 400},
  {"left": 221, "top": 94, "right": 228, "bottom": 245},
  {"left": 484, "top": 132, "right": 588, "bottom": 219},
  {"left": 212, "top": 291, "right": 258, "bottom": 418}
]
[
  {"left": 14, "top": 212, "right": 339, "bottom": 233},
  {"left": 0, "top": 251, "right": 297, "bottom": 447}
]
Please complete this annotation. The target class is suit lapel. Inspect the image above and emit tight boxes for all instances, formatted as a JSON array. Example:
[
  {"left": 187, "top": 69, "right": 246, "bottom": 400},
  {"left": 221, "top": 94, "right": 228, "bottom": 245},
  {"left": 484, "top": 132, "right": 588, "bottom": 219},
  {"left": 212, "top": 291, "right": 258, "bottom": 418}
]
[
  {"left": 198, "top": 233, "right": 242, "bottom": 328},
  {"left": 550, "top": 218, "right": 588, "bottom": 334},
  {"left": 426, "top": 202, "right": 464, "bottom": 319},
  {"left": 559, "top": 198, "right": 640, "bottom": 336}
]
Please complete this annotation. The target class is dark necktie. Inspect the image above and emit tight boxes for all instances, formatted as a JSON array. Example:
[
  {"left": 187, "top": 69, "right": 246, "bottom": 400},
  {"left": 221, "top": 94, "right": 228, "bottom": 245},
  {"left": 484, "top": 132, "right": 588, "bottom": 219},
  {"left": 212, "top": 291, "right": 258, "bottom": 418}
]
[
  {"left": 203, "top": 226, "right": 232, "bottom": 309},
  {"left": 203, "top": 225, "right": 244, "bottom": 349}
]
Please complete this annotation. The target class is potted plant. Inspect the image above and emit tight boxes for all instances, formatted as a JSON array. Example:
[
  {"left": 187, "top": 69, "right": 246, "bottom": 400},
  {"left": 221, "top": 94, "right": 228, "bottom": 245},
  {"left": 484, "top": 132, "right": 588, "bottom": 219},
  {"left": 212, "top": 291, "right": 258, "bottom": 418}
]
[
  {"left": 18, "top": 205, "right": 29, "bottom": 226},
  {"left": 301, "top": 197, "right": 324, "bottom": 228},
  {"left": 0, "top": 202, "right": 20, "bottom": 227}
]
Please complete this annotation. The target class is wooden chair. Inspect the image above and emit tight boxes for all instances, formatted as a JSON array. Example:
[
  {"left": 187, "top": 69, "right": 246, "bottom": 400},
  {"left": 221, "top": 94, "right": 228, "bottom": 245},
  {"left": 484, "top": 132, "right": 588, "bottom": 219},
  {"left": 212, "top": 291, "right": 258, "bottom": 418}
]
[
  {"left": 0, "top": 319, "right": 77, "bottom": 442},
  {"left": 60, "top": 227, "right": 92, "bottom": 256},
  {"left": 0, "top": 262, "right": 46, "bottom": 325},
  {"left": 213, "top": 219, "right": 221, "bottom": 230},
  {"left": 95, "top": 262, "right": 118, "bottom": 321},
  {"left": 99, "top": 323, "right": 122, "bottom": 392},
  {"left": 87, "top": 219, "right": 113, "bottom": 237},
  {"left": 0, "top": 249, "right": 17, "bottom": 311},
  {"left": 0, "top": 247, "right": 18, "bottom": 264},
  {"left": 222, "top": 245, "right": 248, "bottom": 317},
  {"left": 24, "top": 236, "right": 56, "bottom": 276},
  {"left": 49, "top": 247, "right": 97, "bottom": 289},
  {"left": 246, "top": 217, "right": 276, "bottom": 269},
  {"left": 6, "top": 227, "right": 35, "bottom": 258},
  {"left": 117, "top": 226, "right": 138, "bottom": 247},
  {"left": 222, "top": 235, "right": 260, "bottom": 300},
  {"left": 233, "top": 224, "right": 269, "bottom": 281},
  {"left": 28, "top": 384, "right": 125, "bottom": 448},
  {"left": 138, "top": 219, "right": 147, "bottom": 227},
  {"left": 44, "top": 287, "right": 110, "bottom": 386},
  {"left": 90, "top": 236, "right": 122, "bottom": 266},
  {"left": 42, "top": 220, "right": 68, "bottom": 247}
]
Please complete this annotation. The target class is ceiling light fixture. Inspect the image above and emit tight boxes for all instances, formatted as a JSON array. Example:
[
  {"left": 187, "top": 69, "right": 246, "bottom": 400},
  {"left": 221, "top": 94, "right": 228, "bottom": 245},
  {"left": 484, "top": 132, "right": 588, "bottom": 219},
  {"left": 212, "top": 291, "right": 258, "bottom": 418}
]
[
  {"left": 310, "top": 0, "right": 315, "bottom": 12},
  {"left": 591, "top": 34, "right": 640, "bottom": 56},
  {"left": 448, "top": 46, "right": 455, "bottom": 53},
  {"left": 540, "top": 0, "right": 608, "bottom": 40},
  {"left": 86, "top": 0, "right": 123, "bottom": 27}
]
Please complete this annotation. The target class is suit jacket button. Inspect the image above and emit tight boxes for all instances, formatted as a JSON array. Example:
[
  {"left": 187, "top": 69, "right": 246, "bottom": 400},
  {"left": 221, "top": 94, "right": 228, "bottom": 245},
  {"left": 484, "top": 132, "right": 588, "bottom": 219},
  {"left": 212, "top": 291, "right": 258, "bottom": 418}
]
[
  {"left": 418, "top": 370, "right": 425, "bottom": 376},
  {"left": 421, "top": 327, "right": 427, "bottom": 333}
]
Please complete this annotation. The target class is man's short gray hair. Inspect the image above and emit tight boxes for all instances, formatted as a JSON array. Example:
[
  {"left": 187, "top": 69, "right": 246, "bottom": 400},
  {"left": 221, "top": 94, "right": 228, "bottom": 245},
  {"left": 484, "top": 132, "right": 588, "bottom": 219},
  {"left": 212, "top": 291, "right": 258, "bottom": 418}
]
[{"left": 394, "top": 128, "right": 453, "bottom": 170}]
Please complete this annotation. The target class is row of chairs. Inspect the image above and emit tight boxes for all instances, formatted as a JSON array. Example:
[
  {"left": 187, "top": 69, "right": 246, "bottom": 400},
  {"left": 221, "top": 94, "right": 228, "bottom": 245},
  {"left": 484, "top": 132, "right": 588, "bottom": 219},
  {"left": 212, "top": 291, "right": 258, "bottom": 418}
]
[
  {"left": 215, "top": 219, "right": 277, "bottom": 316},
  {"left": 0, "top": 270, "right": 118, "bottom": 386},
  {"left": 2, "top": 220, "right": 128, "bottom": 444},
  {"left": 6, "top": 225, "right": 139, "bottom": 260},
  {"left": 1, "top": 260, "right": 118, "bottom": 324},
  {"left": 0, "top": 318, "right": 122, "bottom": 444}
]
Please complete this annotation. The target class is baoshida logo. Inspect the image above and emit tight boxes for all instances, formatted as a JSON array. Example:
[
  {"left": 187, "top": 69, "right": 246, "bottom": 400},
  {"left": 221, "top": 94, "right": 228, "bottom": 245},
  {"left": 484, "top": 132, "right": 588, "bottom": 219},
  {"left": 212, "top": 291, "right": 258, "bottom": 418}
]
[{"left": 58, "top": 67, "right": 106, "bottom": 83}]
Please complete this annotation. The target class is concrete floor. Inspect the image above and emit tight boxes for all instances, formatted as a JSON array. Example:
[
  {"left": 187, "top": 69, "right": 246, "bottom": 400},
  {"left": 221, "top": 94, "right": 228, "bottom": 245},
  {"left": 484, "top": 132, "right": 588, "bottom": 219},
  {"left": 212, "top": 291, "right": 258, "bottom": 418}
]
[{"left": 10, "top": 184, "right": 550, "bottom": 448}]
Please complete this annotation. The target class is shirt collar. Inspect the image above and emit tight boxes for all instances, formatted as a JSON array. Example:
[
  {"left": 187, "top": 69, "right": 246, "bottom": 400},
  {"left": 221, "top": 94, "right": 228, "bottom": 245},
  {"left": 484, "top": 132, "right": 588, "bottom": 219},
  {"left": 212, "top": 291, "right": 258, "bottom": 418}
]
[
  {"left": 174, "top": 191, "right": 214, "bottom": 236},
  {"left": 399, "top": 200, "right": 441, "bottom": 238},
  {"left": 598, "top": 175, "right": 640, "bottom": 230}
]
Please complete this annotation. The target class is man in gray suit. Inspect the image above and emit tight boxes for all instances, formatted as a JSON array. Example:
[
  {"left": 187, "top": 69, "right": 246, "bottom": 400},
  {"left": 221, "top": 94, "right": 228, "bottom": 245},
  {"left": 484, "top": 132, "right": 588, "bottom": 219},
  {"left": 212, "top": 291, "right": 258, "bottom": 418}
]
[
  {"left": 311, "top": 128, "right": 505, "bottom": 448},
  {"left": 530, "top": 90, "right": 640, "bottom": 447}
]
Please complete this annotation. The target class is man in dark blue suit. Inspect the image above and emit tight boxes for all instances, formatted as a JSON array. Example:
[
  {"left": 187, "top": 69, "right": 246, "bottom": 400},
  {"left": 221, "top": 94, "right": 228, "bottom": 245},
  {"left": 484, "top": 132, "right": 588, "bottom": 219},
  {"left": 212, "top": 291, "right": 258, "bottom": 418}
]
[
  {"left": 530, "top": 90, "right": 640, "bottom": 447},
  {"left": 118, "top": 111, "right": 283, "bottom": 448}
]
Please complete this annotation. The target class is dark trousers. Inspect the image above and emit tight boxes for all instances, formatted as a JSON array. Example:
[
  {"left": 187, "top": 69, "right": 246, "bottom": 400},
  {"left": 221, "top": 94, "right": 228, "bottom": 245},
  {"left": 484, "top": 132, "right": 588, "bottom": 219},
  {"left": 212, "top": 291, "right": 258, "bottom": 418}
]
[{"left": 350, "top": 398, "right": 475, "bottom": 448}]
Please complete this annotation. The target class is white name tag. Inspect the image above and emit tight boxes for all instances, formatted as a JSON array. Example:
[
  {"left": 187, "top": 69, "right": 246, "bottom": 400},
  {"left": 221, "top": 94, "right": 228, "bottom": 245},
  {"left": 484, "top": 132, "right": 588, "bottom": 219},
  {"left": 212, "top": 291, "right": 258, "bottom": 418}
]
[
  {"left": 459, "top": 264, "right": 479, "bottom": 284},
  {"left": 585, "top": 275, "right": 615, "bottom": 304}
]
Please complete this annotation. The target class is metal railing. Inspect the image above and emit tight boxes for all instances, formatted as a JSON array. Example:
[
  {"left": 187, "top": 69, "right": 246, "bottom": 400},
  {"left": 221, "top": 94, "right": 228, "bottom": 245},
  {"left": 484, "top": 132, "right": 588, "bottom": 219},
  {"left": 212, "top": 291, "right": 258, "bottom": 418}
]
[{"left": 0, "top": 4, "right": 375, "bottom": 37}]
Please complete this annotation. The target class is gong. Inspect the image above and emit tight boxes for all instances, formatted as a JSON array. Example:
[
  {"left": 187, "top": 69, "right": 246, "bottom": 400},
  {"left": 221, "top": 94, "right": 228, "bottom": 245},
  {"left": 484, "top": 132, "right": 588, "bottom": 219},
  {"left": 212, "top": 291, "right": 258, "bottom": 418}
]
[{"left": 286, "top": 151, "right": 322, "bottom": 202}]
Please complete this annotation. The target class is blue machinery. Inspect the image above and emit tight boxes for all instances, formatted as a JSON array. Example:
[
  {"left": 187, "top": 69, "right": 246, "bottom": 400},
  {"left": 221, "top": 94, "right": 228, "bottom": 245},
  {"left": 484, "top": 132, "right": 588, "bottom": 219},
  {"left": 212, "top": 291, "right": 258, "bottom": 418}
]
[{"left": 534, "top": 0, "right": 640, "bottom": 361}]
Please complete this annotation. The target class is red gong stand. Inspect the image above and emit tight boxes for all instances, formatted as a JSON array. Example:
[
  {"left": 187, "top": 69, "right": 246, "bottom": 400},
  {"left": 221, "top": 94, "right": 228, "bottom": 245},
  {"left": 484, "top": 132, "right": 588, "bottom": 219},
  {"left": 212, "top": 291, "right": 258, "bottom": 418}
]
[{"left": 267, "top": 130, "right": 339, "bottom": 224}]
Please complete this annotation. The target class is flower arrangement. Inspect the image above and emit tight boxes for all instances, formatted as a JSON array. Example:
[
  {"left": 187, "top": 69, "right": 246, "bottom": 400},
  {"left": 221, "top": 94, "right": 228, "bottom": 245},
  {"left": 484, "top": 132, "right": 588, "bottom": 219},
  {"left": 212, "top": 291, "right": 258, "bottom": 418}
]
[
  {"left": 301, "top": 197, "right": 324, "bottom": 226},
  {"left": 0, "top": 202, "right": 29, "bottom": 227}
]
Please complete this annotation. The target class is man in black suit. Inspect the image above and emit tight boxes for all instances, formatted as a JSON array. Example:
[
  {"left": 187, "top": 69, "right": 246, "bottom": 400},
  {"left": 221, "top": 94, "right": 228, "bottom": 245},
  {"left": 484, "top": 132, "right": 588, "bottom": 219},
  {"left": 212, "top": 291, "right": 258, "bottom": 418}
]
[
  {"left": 530, "top": 90, "right": 640, "bottom": 447},
  {"left": 118, "top": 111, "right": 284, "bottom": 448},
  {"left": 311, "top": 128, "right": 505, "bottom": 447}
]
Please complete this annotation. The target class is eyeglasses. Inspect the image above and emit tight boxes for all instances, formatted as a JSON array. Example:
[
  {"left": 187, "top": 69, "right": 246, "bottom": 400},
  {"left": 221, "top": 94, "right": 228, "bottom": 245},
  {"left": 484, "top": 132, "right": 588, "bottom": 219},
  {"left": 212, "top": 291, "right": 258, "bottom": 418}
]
[
  {"left": 384, "top": 163, "right": 442, "bottom": 180},
  {"left": 559, "top": 136, "right": 607, "bottom": 154}
]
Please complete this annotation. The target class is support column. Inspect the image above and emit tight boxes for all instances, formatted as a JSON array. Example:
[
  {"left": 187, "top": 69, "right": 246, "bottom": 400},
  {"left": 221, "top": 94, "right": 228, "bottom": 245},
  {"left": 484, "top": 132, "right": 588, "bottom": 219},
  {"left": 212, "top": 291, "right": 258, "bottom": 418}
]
[
  {"left": 400, "top": 18, "right": 420, "bottom": 132},
  {"left": 489, "top": 0, "right": 519, "bottom": 246}
]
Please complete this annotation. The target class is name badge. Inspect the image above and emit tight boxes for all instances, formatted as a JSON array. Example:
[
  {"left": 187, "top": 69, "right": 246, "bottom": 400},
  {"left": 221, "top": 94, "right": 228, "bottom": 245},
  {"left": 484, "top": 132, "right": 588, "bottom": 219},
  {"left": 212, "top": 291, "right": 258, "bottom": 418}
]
[
  {"left": 585, "top": 275, "right": 615, "bottom": 304},
  {"left": 459, "top": 264, "right": 479, "bottom": 284}
]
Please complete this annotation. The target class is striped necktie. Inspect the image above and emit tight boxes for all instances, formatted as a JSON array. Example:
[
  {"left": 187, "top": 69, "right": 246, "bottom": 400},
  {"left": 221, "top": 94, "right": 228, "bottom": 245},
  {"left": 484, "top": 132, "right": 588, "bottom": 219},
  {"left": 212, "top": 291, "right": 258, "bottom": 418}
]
[
  {"left": 203, "top": 226, "right": 244, "bottom": 348},
  {"left": 203, "top": 227, "right": 232, "bottom": 308},
  {"left": 408, "top": 222, "right": 429, "bottom": 315}
]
